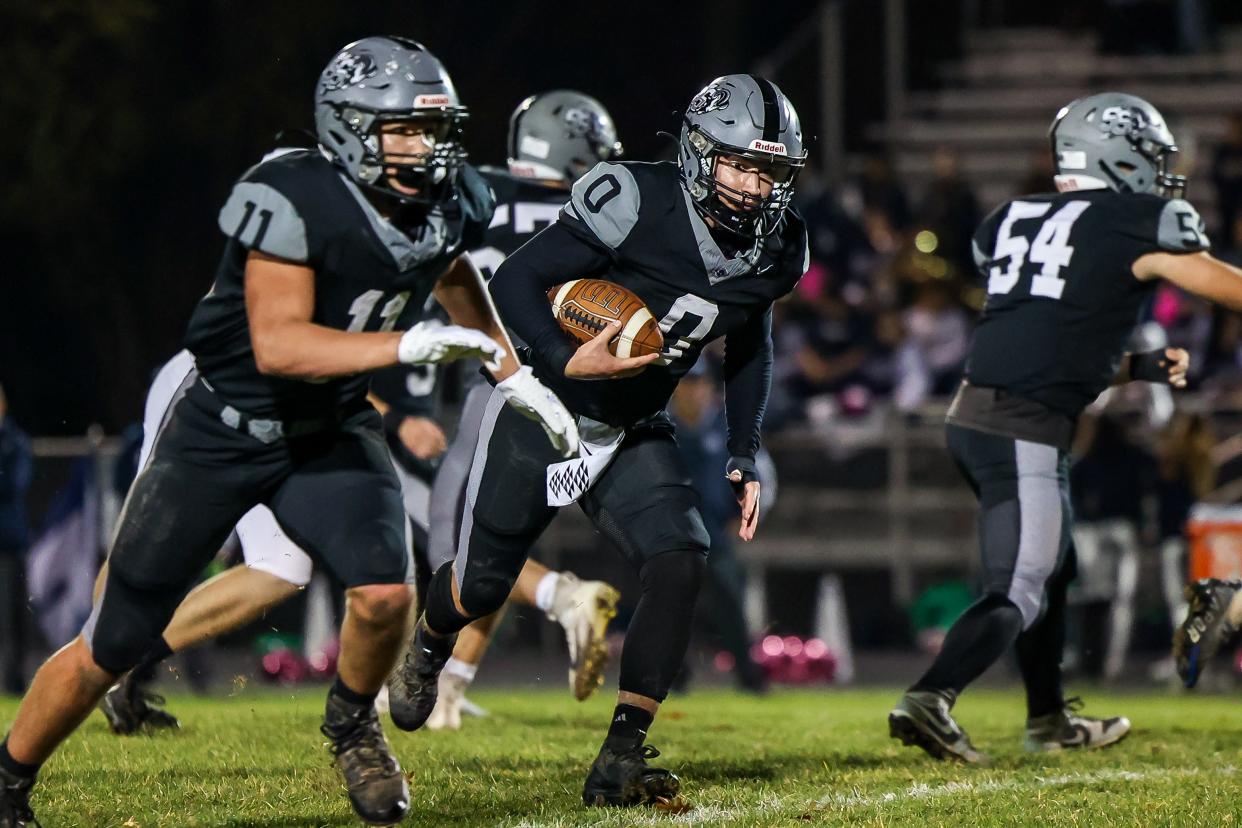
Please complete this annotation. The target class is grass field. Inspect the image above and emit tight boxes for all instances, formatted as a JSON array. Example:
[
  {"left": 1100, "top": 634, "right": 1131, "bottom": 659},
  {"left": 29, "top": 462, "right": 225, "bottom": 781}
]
[{"left": 2, "top": 687, "right": 1239, "bottom": 826}]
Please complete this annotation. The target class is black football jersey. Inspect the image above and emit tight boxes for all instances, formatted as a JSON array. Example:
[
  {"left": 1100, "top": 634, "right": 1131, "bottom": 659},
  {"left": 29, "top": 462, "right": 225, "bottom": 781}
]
[
  {"left": 502, "top": 160, "right": 809, "bottom": 427},
  {"left": 183, "top": 148, "right": 493, "bottom": 418},
  {"left": 471, "top": 167, "right": 570, "bottom": 278},
  {"left": 966, "top": 189, "right": 1209, "bottom": 417}
]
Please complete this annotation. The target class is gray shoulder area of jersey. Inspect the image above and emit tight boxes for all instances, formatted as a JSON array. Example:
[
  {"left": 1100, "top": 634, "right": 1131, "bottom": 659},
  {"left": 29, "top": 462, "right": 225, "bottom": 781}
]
[
  {"left": 1157, "top": 198, "right": 1210, "bottom": 253},
  {"left": 217, "top": 180, "right": 309, "bottom": 263},
  {"left": 563, "top": 162, "right": 641, "bottom": 250}
]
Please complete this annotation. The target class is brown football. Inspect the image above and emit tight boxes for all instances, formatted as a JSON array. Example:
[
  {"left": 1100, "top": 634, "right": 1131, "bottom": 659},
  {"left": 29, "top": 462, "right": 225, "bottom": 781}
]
[{"left": 547, "top": 279, "right": 664, "bottom": 358}]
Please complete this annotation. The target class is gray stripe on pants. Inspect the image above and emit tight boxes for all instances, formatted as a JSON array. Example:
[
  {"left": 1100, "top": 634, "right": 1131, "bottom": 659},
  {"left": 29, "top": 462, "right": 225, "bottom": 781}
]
[
  {"left": 427, "top": 383, "right": 494, "bottom": 572},
  {"left": 453, "top": 386, "right": 508, "bottom": 589},
  {"left": 1010, "top": 439, "right": 1063, "bottom": 628}
]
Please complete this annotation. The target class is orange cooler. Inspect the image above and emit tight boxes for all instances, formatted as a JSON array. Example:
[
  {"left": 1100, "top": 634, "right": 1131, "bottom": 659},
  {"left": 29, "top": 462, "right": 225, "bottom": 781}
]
[{"left": 1187, "top": 504, "right": 1242, "bottom": 581}]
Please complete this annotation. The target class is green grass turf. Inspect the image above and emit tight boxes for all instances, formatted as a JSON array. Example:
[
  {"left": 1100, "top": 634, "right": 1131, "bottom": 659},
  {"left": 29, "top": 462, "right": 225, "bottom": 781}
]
[{"left": 1, "top": 687, "right": 1239, "bottom": 826}]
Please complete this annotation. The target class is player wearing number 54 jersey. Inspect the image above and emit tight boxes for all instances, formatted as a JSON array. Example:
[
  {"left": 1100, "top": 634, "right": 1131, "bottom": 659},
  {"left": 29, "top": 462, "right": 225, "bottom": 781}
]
[
  {"left": 890, "top": 93, "right": 1242, "bottom": 766},
  {"left": 404, "top": 74, "right": 810, "bottom": 808},
  {"left": 0, "top": 37, "right": 577, "bottom": 828}
]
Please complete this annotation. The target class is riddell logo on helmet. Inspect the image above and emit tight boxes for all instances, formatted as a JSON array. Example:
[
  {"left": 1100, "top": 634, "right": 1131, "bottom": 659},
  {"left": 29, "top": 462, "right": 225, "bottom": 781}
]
[
  {"left": 749, "top": 139, "right": 786, "bottom": 154},
  {"left": 415, "top": 94, "right": 452, "bottom": 107}
]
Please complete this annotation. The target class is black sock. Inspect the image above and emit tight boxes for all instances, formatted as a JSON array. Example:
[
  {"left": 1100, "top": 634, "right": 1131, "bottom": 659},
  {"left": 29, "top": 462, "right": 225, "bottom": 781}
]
[
  {"left": 605, "top": 704, "right": 654, "bottom": 747},
  {"left": 131, "top": 636, "right": 175, "bottom": 684},
  {"left": 329, "top": 675, "right": 377, "bottom": 708},
  {"left": 1018, "top": 562, "right": 1072, "bottom": 719},
  {"left": 913, "top": 594, "right": 1024, "bottom": 697},
  {"left": 0, "top": 739, "right": 39, "bottom": 780}
]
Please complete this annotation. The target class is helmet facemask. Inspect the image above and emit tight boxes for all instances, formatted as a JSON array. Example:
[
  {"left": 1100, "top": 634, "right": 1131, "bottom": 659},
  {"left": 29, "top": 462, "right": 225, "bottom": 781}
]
[
  {"left": 327, "top": 104, "right": 469, "bottom": 206},
  {"left": 683, "top": 125, "right": 804, "bottom": 239},
  {"left": 1147, "top": 143, "right": 1186, "bottom": 199}
]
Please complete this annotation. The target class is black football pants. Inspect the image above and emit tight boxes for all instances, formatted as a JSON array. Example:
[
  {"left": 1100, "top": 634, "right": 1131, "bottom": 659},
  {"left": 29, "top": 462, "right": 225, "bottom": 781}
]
[
  {"left": 913, "top": 424, "right": 1074, "bottom": 717},
  {"left": 425, "top": 386, "right": 711, "bottom": 702},
  {"left": 83, "top": 374, "right": 409, "bottom": 675}
]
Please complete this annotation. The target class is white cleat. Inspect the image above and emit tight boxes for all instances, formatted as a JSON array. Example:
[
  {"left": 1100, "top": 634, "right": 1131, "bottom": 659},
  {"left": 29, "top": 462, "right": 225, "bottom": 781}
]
[
  {"left": 1024, "top": 698, "right": 1131, "bottom": 753},
  {"left": 547, "top": 573, "right": 620, "bottom": 701},
  {"left": 426, "top": 672, "right": 470, "bottom": 731}
]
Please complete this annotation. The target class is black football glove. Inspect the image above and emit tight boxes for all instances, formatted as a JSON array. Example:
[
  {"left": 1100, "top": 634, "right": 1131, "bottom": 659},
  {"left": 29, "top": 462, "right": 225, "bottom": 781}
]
[{"left": 725, "top": 455, "right": 759, "bottom": 498}]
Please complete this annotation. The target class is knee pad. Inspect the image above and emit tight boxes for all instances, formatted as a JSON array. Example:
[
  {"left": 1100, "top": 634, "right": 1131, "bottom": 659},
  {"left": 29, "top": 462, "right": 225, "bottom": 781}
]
[
  {"left": 639, "top": 549, "right": 707, "bottom": 597},
  {"left": 424, "top": 562, "right": 474, "bottom": 635},
  {"left": 84, "top": 567, "right": 184, "bottom": 675},
  {"left": 456, "top": 568, "right": 513, "bottom": 620},
  {"left": 980, "top": 580, "right": 1042, "bottom": 630}
]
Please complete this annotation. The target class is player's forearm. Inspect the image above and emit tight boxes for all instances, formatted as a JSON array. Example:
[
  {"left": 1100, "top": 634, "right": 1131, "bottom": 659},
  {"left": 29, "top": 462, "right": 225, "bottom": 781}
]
[
  {"left": 435, "top": 255, "right": 520, "bottom": 381},
  {"left": 1138, "top": 251, "right": 1242, "bottom": 312},
  {"left": 490, "top": 224, "right": 600, "bottom": 375},
  {"left": 722, "top": 312, "right": 774, "bottom": 459},
  {"left": 252, "top": 320, "right": 401, "bottom": 381}
]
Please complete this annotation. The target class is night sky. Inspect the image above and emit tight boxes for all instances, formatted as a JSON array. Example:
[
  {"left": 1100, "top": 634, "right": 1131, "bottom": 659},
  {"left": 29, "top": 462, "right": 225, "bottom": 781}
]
[{"left": 0, "top": 0, "right": 981, "bottom": 433}]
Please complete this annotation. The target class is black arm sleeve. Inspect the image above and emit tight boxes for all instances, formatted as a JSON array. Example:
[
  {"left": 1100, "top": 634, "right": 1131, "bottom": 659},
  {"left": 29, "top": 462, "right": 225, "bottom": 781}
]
[
  {"left": 488, "top": 219, "right": 614, "bottom": 375},
  {"left": 722, "top": 307, "right": 774, "bottom": 460}
]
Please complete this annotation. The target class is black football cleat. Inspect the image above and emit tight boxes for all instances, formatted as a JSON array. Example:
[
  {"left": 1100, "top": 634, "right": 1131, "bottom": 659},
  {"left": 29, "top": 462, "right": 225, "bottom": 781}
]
[
  {"left": 889, "top": 689, "right": 991, "bottom": 765},
  {"left": 387, "top": 617, "right": 456, "bottom": 733},
  {"left": 0, "top": 766, "right": 37, "bottom": 828},
  {"left": 98, "top": 672, "right": 181, "bottom": 735},
  {"left": 1174, "top": 578, "right": 1240, "bottom": 688},
  {"left": 582, "top": 741, "right": 681, "bottom": 807},
  {"left": 322, "top": 694, "right": 409, "bottom": 826}
]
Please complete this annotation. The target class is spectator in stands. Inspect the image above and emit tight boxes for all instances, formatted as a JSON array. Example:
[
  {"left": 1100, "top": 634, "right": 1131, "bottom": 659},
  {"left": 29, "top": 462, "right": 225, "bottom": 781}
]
[
  {"left": 668, "top": 362, "right": 766, "bottom": 692},
  {"left": 795, "top": 161, "right": 877, "bottom": 298},
  {"left": 0, "top": 383, "right": 33, "bottom": 694},
  {"left": 782, "top": 284, "right": 875, "bottom": 417},
  {"left": 1211, "top": 113, "right": 1242, "bottom": 239},
  {"left": 917, "top": 147, "right": 979, "bottom": 279},
  {"left": 902, "top": 280, "right": 971, "bottom": 395},
  {"left": 840, "top": 152, "right": 912, "bottom": 244}
]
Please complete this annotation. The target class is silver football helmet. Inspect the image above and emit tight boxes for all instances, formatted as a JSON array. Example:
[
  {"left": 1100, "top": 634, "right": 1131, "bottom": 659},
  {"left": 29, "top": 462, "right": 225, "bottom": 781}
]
[
  {"left": 507, "top": 90, "right": 622, "bottom": 184},
  {"left": 1049, "top": 92, "right": 1185, "bottom": 198},
  {"left": 678, "top": 74, "right": 807, "bottom": 239},
  {"left": 314, "top": 36, "right": 468, "bottom": 204}
]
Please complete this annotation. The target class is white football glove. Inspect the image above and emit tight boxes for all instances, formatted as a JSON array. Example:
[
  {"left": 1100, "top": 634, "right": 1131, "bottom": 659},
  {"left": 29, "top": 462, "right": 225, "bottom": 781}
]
[
  {"left": 496, "top": 366, "right": 580, "bottom": 458},
  {"left": 397, "top": 320, "right": 504, "bottom": 373}
]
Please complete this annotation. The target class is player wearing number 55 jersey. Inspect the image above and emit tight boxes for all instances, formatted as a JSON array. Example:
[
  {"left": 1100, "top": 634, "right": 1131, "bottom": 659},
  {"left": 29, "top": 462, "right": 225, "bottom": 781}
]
[
  {"left": 405, "top": 74, "right": 809, "bottom": 808},
  {"left": 0, "top": 37, "right": 577, "bottom": 828},
  {"left": 890, "top": 93, "right": 1242, "bottom": 766}
]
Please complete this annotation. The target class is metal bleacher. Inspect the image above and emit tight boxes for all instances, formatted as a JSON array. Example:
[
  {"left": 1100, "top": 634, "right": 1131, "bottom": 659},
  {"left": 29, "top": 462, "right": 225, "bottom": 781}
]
[{"left": 863, "top": 25, "right": 1242, "bottom": 226}]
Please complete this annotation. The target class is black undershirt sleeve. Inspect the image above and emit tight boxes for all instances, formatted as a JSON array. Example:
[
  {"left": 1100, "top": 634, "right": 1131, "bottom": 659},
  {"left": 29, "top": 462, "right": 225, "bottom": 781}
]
[
  {"left": 722, "top": 306, "right": 774, "bottom": 460},
  {"left": 488, "top": 219, "right": 614, "bottom": 375}
]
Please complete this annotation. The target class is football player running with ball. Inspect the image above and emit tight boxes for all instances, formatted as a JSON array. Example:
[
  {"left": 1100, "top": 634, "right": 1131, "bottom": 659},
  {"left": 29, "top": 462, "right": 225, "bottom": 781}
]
[
  {"left": 890, "top": 93, "right": 1242, "bottom": 764},
  {"left": 395, "top": 90, "right": 628, "bottom": 730},
  {"left": 0, "top": 37, "right": 576, "bottom": 828},
  {"left": 398, "top": 74, "right": 810, "bottom": 808}
]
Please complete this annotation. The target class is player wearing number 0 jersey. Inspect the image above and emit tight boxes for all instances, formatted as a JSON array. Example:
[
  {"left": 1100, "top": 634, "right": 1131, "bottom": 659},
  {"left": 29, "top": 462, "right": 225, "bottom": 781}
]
[
  {"left": 389, "top": 91, "right": 627, "bottom": 733},
  {"left": 398, "top": 74, "right": 810, "bottom": 809},
  {"left": 0, "top": 37, "right": 579, "bottom": 828},
  {"left": 890, "top": 92, "right": 1242, "bottom": 766}
]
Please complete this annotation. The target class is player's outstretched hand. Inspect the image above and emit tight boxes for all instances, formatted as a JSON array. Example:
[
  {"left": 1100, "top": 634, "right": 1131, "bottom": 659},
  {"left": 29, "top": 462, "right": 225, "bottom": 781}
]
[
  {"left": 398, "top": 320, "right": 505, "bottom": 373},
  {"left": 497, "top": 366, "right": 580, "bottom": 458},
  {"left": 1164, "top": 347, "right": 1190, "bottom": 388},
  {"left": 1130, "top": 347, "right": 1190, "bottom": 388},
  {"left": 564, "top": 321, "right": 659, "bottom": 380},
  {"left": 726, "top": 456, "right": 762, "bottom": 542}
]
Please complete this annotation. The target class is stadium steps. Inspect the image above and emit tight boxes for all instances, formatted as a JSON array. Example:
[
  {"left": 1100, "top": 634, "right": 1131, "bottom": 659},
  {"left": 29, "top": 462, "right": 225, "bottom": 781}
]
[{"left": 852, "top": 26, "right": 1242, "bottom": 223}]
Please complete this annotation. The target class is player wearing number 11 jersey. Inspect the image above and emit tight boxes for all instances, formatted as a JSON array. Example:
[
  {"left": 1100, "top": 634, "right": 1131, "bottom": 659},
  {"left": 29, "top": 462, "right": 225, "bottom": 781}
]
[
  {"left": 0, "top": 37, "right": 579, "bottom": 828},
  {"left": 890, "top": 92, "right": 1242, "bottom": 766},
  {"left": 401, "top": 74, "right": 810, "bottom": 808}
]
